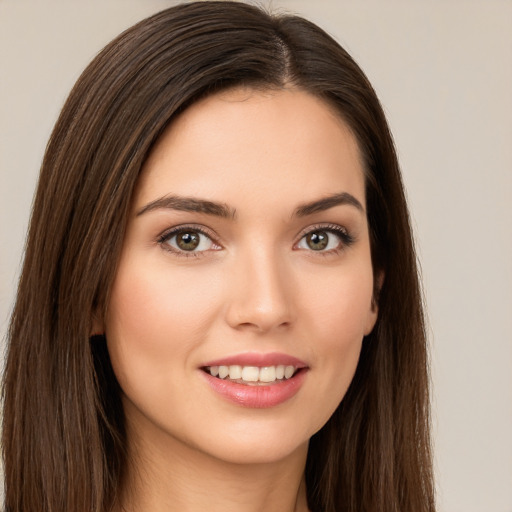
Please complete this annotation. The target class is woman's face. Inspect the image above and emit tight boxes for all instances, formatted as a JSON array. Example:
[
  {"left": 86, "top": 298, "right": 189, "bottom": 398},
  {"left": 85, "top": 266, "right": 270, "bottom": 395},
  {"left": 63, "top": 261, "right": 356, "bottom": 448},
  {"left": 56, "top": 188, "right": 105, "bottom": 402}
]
[{"left": 103, "top": 88, "right": 377, "bottom": 465}]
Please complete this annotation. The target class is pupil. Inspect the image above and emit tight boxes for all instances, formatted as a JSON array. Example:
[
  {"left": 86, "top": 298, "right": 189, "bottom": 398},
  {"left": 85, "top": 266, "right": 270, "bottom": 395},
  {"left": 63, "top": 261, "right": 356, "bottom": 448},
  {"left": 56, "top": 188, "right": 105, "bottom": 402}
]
[
  {"left": 177, "top": 232, "right": 200, "bottom": 250},
  {"left": 307, "top": 231, "right": 328, "bottom": 250}
]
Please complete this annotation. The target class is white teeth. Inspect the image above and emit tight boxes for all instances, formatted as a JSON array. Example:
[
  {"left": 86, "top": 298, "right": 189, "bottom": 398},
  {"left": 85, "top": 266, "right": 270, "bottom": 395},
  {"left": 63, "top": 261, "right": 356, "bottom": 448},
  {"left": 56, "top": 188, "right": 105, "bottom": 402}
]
[
  {"left": 228, "top": 365, "right": 242, "bottom": 380},
  {"left": 207, "top": 364, "right": 298, "bottom": 383},
  {"left": 218, "top": 366, "right": 229, "bottom": 379},
  {"left": 259, "top": 366, "right": 276, "bottom": 383},
  {"left": 241, "top": 366, "right": 259, "bottom": 382},
  {"left": 284, "top": 365, "right": 295, "bottom": 379}
]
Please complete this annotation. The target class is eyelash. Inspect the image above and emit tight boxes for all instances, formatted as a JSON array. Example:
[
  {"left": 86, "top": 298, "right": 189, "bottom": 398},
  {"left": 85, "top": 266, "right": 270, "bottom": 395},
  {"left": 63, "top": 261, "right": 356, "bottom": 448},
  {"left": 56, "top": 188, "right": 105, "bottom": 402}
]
[
  {"left": 157, "top": 224, "right": 219, "bottom": 258},
  {"left": 157, "top": 223, "right": 354, "bottom": 258},
  {"left": 295, "top": 223, "right": 355, "bottom": 256}
]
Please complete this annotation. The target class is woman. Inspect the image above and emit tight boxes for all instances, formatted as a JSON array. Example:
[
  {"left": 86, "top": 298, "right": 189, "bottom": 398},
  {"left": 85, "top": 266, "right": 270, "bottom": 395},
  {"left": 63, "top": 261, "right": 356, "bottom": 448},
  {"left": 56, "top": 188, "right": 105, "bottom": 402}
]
[{"left": 2, "top": 2, "right": 435, "bottom": 511}]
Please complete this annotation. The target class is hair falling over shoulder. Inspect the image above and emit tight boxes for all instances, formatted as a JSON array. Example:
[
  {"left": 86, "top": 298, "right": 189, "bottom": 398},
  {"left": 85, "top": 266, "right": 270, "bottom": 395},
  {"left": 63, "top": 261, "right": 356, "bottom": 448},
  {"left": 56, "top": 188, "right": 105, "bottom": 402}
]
[{"left": 2, "top": 2, "right": 435, "bottom": 511}]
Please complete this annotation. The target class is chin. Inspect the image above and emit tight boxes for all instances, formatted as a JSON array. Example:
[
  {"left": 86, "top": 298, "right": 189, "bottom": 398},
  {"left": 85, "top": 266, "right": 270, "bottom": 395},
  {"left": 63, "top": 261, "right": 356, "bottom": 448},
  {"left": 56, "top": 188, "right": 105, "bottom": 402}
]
[
  {"left": 205, "top": 436, "right": 309, "bottom": 466},
  {"left": 185, "top": 417, "right": 317, "bottom": 466}
]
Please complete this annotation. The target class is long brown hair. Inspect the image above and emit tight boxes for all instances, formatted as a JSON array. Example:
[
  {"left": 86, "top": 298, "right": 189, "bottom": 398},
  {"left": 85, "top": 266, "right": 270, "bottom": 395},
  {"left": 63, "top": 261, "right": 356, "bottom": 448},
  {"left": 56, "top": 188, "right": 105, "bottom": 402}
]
[{"left": 2, "top": 2, "right": 435, "bottom": 511}]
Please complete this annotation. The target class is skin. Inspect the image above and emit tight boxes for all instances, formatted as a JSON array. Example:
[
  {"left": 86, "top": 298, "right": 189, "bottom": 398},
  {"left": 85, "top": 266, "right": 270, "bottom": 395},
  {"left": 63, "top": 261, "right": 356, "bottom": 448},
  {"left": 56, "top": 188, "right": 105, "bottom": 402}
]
[{"left": 101, "top": 87, "right": 378, "bottom": 512}]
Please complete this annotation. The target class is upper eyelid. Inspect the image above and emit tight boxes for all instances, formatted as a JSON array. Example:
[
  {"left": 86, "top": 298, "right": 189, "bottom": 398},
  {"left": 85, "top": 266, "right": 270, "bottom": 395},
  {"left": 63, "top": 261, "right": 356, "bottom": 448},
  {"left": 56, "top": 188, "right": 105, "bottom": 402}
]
[
  {"left": 295, "top": 223, "right": 349, "bottom": 239},
  {"left": 158, "top": 224, "right": 219, "bottom": 243},
  {"left": 156, "top": 222, "right": 352, "bottom": 250},
  {"left": 157, "top": 225, "right": 222, "bottom": 258},
  {"left": 294, "top": 223, "right": 355, "bottom": 253}
]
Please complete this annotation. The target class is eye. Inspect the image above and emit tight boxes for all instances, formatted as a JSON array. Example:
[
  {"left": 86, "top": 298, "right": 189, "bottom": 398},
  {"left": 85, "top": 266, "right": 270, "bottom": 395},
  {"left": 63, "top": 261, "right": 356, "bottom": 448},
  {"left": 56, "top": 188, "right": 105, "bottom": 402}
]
[
  {"left": 158, "top": 226, "right": 220, "bottom": 256},
  {"left": 296, "top": 225, "right": 353, "bottom": 253}
]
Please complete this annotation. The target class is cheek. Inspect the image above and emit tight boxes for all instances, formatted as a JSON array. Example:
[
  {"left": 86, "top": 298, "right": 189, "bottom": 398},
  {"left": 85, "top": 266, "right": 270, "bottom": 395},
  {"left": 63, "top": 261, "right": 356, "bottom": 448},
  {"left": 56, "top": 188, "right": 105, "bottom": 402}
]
[
  {"left": 296, "top": 264, "right": 373, "bottom": 420},
  {"left": 105, "top": 259, "right": 221, "bottom": 384},
  {"left": 301, "top": 262, "right": 375, "bottom": 343}
]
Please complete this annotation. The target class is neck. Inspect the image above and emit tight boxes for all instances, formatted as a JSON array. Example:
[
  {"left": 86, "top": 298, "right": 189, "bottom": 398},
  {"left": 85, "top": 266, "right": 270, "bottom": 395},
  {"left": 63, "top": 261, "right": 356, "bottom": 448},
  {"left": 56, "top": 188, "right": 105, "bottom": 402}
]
[{"left": 117, "top": 415, "right": 310, "bottom": 512}]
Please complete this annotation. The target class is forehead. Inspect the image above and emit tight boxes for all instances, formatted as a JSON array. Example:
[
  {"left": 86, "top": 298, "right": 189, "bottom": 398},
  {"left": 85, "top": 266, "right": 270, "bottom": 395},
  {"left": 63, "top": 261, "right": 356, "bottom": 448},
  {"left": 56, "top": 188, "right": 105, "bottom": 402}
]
[{"left": 136, "top": 87, "right": 365, "bottom": 212}]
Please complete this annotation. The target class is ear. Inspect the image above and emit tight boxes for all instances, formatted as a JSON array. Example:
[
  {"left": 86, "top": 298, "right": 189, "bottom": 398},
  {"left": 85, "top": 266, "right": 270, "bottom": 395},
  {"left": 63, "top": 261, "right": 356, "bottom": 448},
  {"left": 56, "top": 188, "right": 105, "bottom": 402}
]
[{"left": 364, "top": 270, "right": 385, "bottom": 335}]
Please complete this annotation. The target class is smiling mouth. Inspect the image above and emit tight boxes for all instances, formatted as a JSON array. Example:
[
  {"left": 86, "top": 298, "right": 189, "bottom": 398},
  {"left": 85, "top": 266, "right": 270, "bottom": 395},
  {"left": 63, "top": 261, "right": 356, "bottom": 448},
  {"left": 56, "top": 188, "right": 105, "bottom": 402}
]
[{"left": 203, "top": 365, "right": 301, "bottom": 386}]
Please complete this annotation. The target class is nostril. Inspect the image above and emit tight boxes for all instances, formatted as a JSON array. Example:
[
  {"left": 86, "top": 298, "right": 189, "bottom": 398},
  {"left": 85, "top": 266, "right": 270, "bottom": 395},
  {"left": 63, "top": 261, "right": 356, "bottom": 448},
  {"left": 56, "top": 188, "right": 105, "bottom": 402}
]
[
  {"left": 232, "top": 320, "right": 291, "bottom": 333},
  {"left": 223, "top": 261, "right": 295, "bottom": 331}
]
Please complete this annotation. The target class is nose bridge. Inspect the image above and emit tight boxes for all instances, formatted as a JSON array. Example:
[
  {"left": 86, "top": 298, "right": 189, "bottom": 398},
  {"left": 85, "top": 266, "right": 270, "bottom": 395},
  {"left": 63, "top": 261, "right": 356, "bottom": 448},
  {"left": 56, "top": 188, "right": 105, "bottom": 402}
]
[{"left": 225, "top": 241, "right": 294, "bottom": 332}]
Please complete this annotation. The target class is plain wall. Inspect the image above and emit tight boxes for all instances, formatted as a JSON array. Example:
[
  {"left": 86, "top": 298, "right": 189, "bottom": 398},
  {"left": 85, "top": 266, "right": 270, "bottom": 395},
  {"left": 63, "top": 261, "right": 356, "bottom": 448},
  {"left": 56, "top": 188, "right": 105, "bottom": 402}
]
[{"left": 1, "top": 1, "right": 511, "bottom": 511}]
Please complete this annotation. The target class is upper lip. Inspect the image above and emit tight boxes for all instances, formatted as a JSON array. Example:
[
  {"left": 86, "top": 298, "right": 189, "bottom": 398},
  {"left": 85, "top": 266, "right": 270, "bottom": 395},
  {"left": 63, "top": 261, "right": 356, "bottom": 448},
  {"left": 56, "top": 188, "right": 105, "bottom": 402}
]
[{"left": 202, "top": 352, "right": 308, "bottom": 368}]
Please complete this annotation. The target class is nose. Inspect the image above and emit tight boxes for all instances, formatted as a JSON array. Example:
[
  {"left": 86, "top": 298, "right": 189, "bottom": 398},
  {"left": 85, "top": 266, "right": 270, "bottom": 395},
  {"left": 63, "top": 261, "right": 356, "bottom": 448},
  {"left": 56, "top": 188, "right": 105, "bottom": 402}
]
[{"left": 224, "top": 246, "right": 295, "bottom": 333}]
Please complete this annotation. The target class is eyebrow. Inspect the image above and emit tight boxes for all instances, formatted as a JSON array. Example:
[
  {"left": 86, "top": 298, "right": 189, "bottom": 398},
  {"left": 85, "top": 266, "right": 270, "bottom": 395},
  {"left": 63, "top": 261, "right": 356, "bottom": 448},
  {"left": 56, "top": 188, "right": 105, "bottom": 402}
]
[
  {"left": 137, "top": 191, "right": 364, "bottom": 219},
  {"left": 137, "top": 195, "right": 237, "bottom": 219},
  {"left": 294, "top": 192, "right": 365, "bottom": 217}
]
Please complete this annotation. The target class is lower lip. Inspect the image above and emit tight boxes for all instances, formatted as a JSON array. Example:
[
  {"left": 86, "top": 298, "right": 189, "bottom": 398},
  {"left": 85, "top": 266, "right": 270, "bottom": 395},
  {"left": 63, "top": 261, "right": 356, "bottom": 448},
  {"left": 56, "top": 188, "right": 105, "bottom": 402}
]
[{"left": 201, "top": 369, "right": 307, "bottom": 408}]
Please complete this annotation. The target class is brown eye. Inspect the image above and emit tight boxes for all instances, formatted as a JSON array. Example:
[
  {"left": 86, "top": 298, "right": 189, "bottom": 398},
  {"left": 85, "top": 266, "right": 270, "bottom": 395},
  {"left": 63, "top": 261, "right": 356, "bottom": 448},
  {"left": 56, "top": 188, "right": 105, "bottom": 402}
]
[
  {"left": 305, "top": 231, "right": 329, "bottom": 251},
  {"left": 176, "top": 231, "right": 200, "bottom": 251},
  {"left": 297, "top": 226, "right": 351, "bottom": 253},
  {"left": 162, "top": 228, "right": 218, "bottom": 254}
]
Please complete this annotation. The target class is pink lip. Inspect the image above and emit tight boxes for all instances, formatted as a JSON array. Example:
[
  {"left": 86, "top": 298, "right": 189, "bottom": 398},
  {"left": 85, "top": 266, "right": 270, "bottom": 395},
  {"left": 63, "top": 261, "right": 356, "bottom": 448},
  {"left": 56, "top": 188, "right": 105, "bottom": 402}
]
[
  {"left": 199, "top": 352, "right": 309, "bottom": 408},
  {"left": 201, "top": 369, "right": 307, "bottom": 408},
  {"left": 202, "top": 352, "right": 308, "bottom": 368}
]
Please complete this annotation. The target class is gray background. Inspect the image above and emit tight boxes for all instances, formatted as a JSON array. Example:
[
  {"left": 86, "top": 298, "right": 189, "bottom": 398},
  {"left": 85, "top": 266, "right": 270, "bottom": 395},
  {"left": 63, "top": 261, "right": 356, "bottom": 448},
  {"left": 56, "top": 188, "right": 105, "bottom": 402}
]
[{"left": 1, "top": 1, "right": 511, "bottom": 510}]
